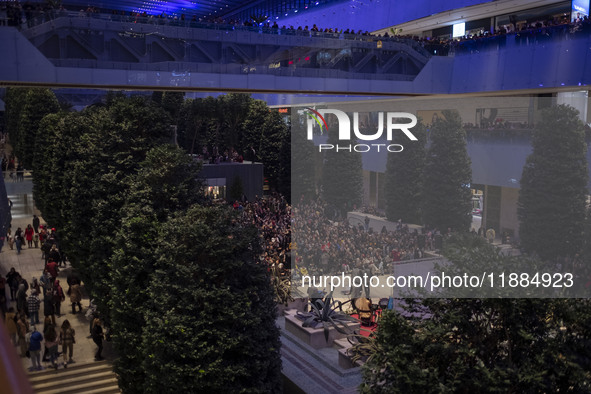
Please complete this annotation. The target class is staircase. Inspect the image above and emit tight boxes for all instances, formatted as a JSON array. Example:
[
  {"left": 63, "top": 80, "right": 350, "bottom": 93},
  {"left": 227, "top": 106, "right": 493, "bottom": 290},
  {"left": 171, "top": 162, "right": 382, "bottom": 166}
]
[{"left": 28, "top": 360, "right": 120, "bottom": 394}]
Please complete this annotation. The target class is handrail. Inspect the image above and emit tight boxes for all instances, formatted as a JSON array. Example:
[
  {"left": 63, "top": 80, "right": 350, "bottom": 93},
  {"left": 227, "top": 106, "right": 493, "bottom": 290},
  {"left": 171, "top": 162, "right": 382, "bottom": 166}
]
[
  {"left": 19, "top": 10, "right": 591, "bottom": 58},
  {"left": 19, "top": 11, "right": 432, "bottom": 59}
]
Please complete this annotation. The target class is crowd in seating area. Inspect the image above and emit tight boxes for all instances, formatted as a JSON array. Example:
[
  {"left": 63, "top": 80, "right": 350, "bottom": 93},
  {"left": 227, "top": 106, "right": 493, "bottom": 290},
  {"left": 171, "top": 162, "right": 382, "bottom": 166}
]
[
  {"left": 292, "top": 198, "right": 443, "bottom": 279},
  {"left": 232, "top": 193, "right": 442, "bottom": 286},
  {"left": 7, "top": 0, "right": 591, "bottom": 57},
  {"left": 239, "top": 194, "right": 291, "bottom": 275}
]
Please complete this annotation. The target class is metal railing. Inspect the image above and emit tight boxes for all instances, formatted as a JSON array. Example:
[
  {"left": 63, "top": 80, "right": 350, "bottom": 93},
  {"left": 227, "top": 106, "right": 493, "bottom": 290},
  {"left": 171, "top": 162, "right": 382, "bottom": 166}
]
[{"left": 18, "top": 11, "right": 432, "bottom": 59}]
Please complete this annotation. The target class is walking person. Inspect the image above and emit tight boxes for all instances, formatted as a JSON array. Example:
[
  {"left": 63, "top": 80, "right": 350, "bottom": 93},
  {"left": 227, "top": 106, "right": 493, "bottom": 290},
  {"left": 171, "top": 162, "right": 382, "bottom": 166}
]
[
  {"left": 5, "top": 307, "right": 18, "bottom": 346},
  {"left": 15, "top": 235, "right": 22, "bottom": 254},
  {"left": 59, "top": 320, "right": 75, "bottom": 367},
  {"left": 42, "top": 239, "right": 51, "bottom": 263},
  {"left": 44, "top": 322, "right": 59, "bottom": 369},
  {"left": 85, "top": 299, "right": 98, "bottom": 335},
  {"left": 42, "top": 316, "right": 52, "bottom": 362},
  {"left": 16, "top": 164, "right": 24, "bottom": 182},
  {"left": 52, "top": 280, "right": 65, "bottom": 317},
  {"left": 6, "top": 268, "right": 19, "bottom": 301},
  {"left": 92, "top": 318, "right": 104, "bottom": 361},
  {"left": 27, "top": 290, "right": 40, "bottom": 325},
  {"left": 39, "top": 269, "right": 52, "bottom": 295},
  {"left": 45, "top": 260, "right": 59, "bottom": 282},
  {"left": 14, "top": 227, "right": 23, "bottom": 244},
  {"left": 28, "top": 326, "right": 43, "bottom": 371},
  {"left": 6, "top": 229, "right": 13, "bottom": 250},
  {"left": 24, "top": 224, "right": 34, "bottom": 248},
  {"left": 43, "top": 288, "right": 55, "bottom": 325},
  {"left": 48, "top": 245, "right": 61, "bottom": 267},
  {"left": 69, "top": 281, "right": 83, "bottom": 314},
  {"left": 30, "top": 277, "right": 41, "bottom": 295},
  {"left": 32, "top": 215, "right": 40, "bottom": 233},
  {"left": 17, "top": 313, "right": 29, "bottom": 357},
  {"left": 39, "top": 226, "right": 47, "bottom": 244},
  {"left": 16, "top": 283, "right": 28, "bottom": 317}
]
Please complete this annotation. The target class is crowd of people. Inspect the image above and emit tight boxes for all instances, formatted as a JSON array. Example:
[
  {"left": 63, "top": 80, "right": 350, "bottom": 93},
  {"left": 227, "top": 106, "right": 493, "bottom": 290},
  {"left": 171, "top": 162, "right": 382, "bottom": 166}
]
[
  {"left": 238, "top": 193, "right": 291, "bottom": 275},
  {"left": 8, "top": 0, "right": 591, "bottom": 59},
  {"left": 0, "top": 0, "right": 66, "bottom": 27},
  {"left": 292, "top": 198, "right": 443, "bottom": 280},
  {"left": 0, "top": 141, "right": 26, "bottom": 182},
  {"left": 1, "top": 215, "right": 106, "bottom": 371},
  {"left": 230, "top": 193, "right": 453, "bottom": 295}
]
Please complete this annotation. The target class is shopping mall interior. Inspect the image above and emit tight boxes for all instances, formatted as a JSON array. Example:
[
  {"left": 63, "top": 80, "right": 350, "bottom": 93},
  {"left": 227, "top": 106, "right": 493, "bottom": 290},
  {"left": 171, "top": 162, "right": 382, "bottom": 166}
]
[{"left": 1, "top": 0, "right": 591, "bottom": 393}]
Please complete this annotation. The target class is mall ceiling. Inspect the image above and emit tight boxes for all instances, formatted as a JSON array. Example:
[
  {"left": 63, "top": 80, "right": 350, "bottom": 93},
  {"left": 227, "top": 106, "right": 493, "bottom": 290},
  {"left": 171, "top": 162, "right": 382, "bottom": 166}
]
[{"left": 61, "top": 0, "right": 338, "bottom": 20}]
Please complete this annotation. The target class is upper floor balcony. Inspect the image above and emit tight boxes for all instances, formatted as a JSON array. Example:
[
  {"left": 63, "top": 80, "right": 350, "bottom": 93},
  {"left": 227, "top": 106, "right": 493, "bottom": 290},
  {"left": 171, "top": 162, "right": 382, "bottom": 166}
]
[
  {"left": 17, "top": 11, "right": 430, "bottom": 83},
  {"left": 3, "top": 11, "right": 591, "bottom": 94}
]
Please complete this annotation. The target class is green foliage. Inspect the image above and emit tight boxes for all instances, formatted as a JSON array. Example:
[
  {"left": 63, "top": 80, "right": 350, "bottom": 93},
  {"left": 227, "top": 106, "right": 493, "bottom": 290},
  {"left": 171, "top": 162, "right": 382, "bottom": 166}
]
[
  {"left": 363, "top": 298, "right": 591, "bottom": 393},
  {"left": 105, "top": 91, "right": 126, "bottom": 106},
  {"left": 270, "top": 264, "right": 293, "bottom": 306},
  {"left": 518, "top": 104, "right": 588, "bottom": 260},
  {"left": 4, "top": 88, "right": 29, "bottom": 146},
  {"left": 140, "top": 206, "right": 282, "bottom": 393},
  {"left": 423, "top": 110, "right": 472, "bottom": 232},
  {"left": 160, "top": 91, "right": 185, "bottom": 122},
  {"left": 24, "top": 91, "right": 283, "bottom": 394},
  {"left": 32, "top": 112, "right": 90, "bottom": 234},
  {"left": 361, "top": 236, "right": 591, "bottom": 392},
  {"left": 385, "top": 118, "right": 426, "bottom": 224},
  {"left": 176, "top": 94, "right": 290, "bottom": 195},
  {"left": 110, "top": 145, "right": 203, "bottom": 393},
  {"left": 242, "top": 101, "right": 290, "bottom": 194},
  {"left": 15, "top": 89, "right": 60, "bottom": 169},
  {"left": 177, "top": 97, "right": 218, "bottom": 154},
  {"left": 30, "top": 96, "right": 173, "bottom": 315},
  {"left": 346, "top": 332, "right": 378, "bottom": 365},
  {"left": 321, "top": 126, "right": 363, "bottom": 214}
]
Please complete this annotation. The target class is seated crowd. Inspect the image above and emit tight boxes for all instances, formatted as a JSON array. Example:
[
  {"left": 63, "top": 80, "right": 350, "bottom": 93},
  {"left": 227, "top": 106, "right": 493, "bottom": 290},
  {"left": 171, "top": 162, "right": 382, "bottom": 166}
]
[
  {"left": 238, "top": 193, "right": 291, "bottom": 276},
  {"left": 292, "top": 198, "right": 442, "bottom": 279}
]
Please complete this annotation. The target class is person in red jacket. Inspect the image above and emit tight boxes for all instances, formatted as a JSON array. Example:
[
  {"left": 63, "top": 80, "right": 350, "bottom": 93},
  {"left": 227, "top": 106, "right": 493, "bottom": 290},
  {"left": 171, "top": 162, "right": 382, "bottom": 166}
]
[
  {"left": 46, "top": 261, "right": 59, "bottom": 282},
  {"left": 24, "top": 224, "right": 34, "bottom": 248}
]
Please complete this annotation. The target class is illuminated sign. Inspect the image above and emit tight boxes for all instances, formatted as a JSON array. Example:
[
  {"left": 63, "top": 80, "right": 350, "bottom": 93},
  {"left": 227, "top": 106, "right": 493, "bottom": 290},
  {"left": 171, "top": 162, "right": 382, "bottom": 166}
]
[{"left": 453, "top": 22, "right": 466, "bottom": 38}]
